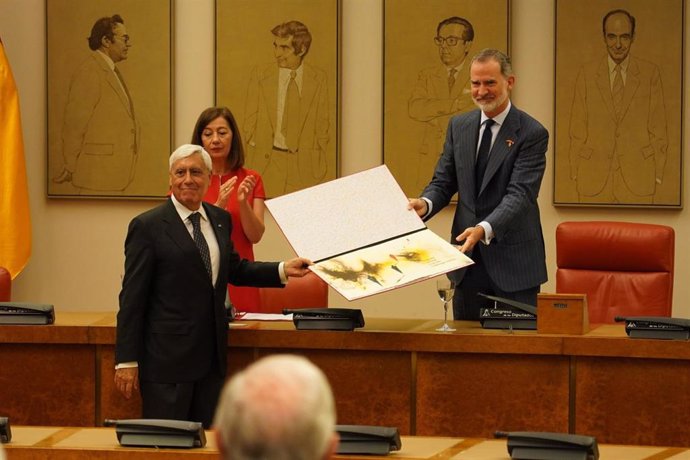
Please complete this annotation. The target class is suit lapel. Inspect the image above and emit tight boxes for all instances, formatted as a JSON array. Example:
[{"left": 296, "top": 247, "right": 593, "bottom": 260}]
[
  {"left": 260, "top": 68, "right": 280, "bottom": 132},
  {"left": 162, "top": 199, "right": 196, "bottom": 254},
  {"left": 297, "top": 65, "right": 321, "bottom": 133},
  {"left": 595, "top": 57, "right": 617, "bottom": 122},
  {"left": 479, "top": 106, "right": 521, "bottom": 196},
  {"left": 93, "top": 53, "right": 131, "bottom": 115},
  {"left": 458, "top": 111, "right": 481, "bottom": 207},
  {"left": 204, "top": 203, "right": 230, "bottom": 287},
  {"left": 619, "top": 57, "right": 640, "bottom": 119}
]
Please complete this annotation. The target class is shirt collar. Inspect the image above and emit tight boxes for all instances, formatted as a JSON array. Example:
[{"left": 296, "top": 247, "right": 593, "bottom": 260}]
[
  {"left": 280, "top": 64, "right": 303, "bottom": 80},
  {"left": 446, "top": 60, "right": 465, "bottom": 75},
  {"left": 480, "top": 100, "right": 512, "bottom": 126},
  {"left": 608, "top": 55, "right": 630, "bottom": 74},
  {"left": 96, "top": 50, "right": 116, "bottom": 71},
  {"left": 170, "top": 194, "right": 209, "bottom": 223}
]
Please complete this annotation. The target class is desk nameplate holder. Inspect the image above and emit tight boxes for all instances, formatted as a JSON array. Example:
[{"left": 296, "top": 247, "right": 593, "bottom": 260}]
[
  {"left": 615, "top": 316, "right": 690, "bottom": 340},
  {"left": 283, "top": 308, "right": 365, "bottom": 331},
  {"left": 104, "top": 419, "right": 206, "bottom": 448},
  {"left": 336, "top": 425, "right": 402, "bottom": 455},
  {"left": 0, "top": 303, "right": 54, "bottom": 325},
  {"left": 537, "top": 293, "right": 589, "bottom": 335},
  {"left": 479, "top": 294, "right": 536, "bottom": 330}
]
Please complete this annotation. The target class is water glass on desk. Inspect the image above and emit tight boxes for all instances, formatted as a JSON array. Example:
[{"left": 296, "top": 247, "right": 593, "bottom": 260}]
[{"left": 436, "top": 278, "right": 456, "bottom": 332}]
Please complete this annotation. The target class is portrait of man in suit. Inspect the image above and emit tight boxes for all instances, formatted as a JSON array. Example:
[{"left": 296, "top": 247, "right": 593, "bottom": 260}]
[
  {"left": 243, "top": 20, "right": 330, "bottom": 195},
  {"left": 47, "top": 0, "right": 172, "bottom": 198},
  {"left": 408, "top": 16, "right": 475, "bottom": 193},
  {"left": 53, "top": 14, "right": 139, "bottom": 192},
  {"left": 554, "top": 0, "right": 682, "bottom": 207},
  {"left": 568, "top": 9, "right": 668, "bottom": 205},
  {"left": 383, "top": 0, "right": 509, "bottom": 199}
]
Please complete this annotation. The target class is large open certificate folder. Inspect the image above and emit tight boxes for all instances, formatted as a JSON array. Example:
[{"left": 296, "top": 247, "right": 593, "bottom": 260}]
[{"left": 265, "top": 165, "right": 473, "bottom": 300}]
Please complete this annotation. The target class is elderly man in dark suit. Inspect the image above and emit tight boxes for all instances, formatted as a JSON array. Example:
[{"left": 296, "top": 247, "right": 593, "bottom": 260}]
[
  {"left": 409, "top": 48, "right": 548, "bottom": 321},
  {"left": 114, "top": 144, "right": 311, "bottom": 427}
]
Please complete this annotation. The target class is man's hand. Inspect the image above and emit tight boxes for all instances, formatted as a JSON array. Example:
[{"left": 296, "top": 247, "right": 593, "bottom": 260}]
[
  {"left": 114, "top": 367, "right": 139, "bottom": 399},
  {"left": 407, "top": 198, "right": 428, "bottom": 217},
  {"left": 455, "top": 226, "right": 485, "bottom": 253},
  {"left": 283, "top": 257, "right": 313, "bottom": 277}
]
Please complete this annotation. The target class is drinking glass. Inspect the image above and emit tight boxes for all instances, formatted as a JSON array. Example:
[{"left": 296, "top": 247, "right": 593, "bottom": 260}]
[{"left": 435, "top": 278, "right": 456, "bottom": 332}]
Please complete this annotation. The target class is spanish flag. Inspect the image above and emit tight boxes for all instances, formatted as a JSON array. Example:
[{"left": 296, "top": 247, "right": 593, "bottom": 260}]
[{"left": 0, "top": 37, "right": 31, "bottom": 279}]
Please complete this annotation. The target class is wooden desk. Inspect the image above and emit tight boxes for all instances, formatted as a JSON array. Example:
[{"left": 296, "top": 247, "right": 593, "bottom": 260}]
[
  {"left": 4, "top": 426, "right": 217, "bottom": 459},
  {"left": 1, "top": 313, "right": 689, "bottom": 446},
  {"left": 4, "top": 427, "right": 689, "bottom": 460}
]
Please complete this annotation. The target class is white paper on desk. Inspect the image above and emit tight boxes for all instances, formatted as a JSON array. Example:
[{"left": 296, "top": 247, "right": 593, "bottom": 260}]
[
  {"left": 238, "top": 313, "right": 293, "bottom": 321},
  {"left": 265, "top": 165, "right": 473, "bottom": 300}
]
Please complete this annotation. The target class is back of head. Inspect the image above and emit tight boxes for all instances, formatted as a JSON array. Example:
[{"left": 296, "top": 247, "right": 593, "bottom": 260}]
[{"left": 215, "top": 354, "right": 336, "bottom": 460}]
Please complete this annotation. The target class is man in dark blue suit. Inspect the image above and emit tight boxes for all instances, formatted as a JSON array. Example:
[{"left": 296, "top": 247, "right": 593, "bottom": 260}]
[
  {"left": 409, "top": 49, "right": 548, "bottom": 321},
  {"left": 114, "top": 144, "right": 311, "bottom": 427}
]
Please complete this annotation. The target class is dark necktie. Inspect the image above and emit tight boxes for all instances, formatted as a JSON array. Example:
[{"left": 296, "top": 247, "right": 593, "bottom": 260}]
[
  {"left": 189, "top": 212, "right": 212, "bottom": 280},
  {"left": 448, "top": 68, "right": 457, "bottom": 95},
  {"left": 475, "top": 118, "right": 496, "bottom": 195},
  {"left": 612, "top": 64, "right": 624, "bottom": 120},
  {"left": 281, "top": 70, "right": 300, "bottom": 152}
]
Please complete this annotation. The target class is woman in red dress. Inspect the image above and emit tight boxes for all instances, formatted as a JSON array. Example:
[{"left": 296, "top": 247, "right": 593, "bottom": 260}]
[{"left": 191, "top": 107, "right": 266, "bottom": 312}]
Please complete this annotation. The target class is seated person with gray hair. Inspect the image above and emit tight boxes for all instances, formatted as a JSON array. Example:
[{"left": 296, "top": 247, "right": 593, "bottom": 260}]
[{"left": 214, "top": 354, "right": 339, "bottom": 460}]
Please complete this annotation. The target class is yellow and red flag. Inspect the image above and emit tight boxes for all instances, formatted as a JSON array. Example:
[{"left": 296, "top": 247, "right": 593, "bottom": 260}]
[{"left": 0, "top": 37, "right": 31, "bottom": 279}]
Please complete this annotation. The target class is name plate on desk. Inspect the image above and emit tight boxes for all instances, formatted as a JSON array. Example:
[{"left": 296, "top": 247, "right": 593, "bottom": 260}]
[
  {"left": 615, "top": 316, "right": 690, "bottom": 340},
  {"left": 537, "top": 294, "right": 588, "bottom": 335},
  {"left": 479, "top": 293, "right": 536, "bottom": 330}
]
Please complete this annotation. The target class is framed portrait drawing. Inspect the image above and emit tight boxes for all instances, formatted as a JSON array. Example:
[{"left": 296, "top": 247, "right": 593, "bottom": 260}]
[
  {"left": 216, "top": 0, "right": 340, "bottom": 198},
  {"left": 47, "top": 0, "right": 172, "bottom": 199},
  {"left": 554, "top": 0, "right": 683, "bottom": 207},
  {"left": 383, "top": 0, "right": 510, "bottom": 199}
]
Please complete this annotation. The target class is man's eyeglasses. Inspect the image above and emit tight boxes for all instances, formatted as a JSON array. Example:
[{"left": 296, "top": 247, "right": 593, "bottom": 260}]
[
  {"left": 434, "top": 36, "right": 464, "bottom": 47},
  {"left": 113, "top": 34, "right": 130, "bottom": 44}
]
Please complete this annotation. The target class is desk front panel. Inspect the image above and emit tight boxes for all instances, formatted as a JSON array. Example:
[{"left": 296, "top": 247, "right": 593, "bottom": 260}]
[
  {"left": 0, "top": 344, "right": 95, "bottom": 426},
  {"left": 5, "top": 314, "right": 690, "bottom": 448},
  {"left": 574, "top": 355, "right": 690, "bottom": 446},
  {"left": 415, "top": 353, "right": 570, "bottom": 437}
]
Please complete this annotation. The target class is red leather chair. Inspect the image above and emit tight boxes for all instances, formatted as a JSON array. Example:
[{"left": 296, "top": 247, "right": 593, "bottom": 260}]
[
  {"left": 259, "top": 271, "right": 328, "bottom": 313},
  {"left": 0, "top": 266, "right": 11, "bottom": 301},
  {"left": 556, "top": 221, "right": 674, "bottom": 324}
]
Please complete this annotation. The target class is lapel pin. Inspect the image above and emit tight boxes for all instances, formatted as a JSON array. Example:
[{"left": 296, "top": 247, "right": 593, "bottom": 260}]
[{"left": 506, "top": 139, "right": 515, "bottom": 147}]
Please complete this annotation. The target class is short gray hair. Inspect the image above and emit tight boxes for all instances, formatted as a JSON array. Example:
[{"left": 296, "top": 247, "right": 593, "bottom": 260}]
[
  {"left": 214, "top": 354, "right": 336, "bottom": 460},
  {"left": 168, "top": 144, "right": 212, "bottom": 171},
  {"left": 471, "top": 48, "right": 513, "bottom": 78}
]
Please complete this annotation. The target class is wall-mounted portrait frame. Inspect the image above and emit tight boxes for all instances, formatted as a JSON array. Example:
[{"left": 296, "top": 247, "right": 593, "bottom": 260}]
[
  {"left": 47, "top": 0, "right": 173, "bottom": 199},
  {"left": 554, "top": 0, "right": 683, "bottom": 208},
  {"left": 383, "top": 0, "right": 510, "bottom": 199},
  {"left": 216, "top": 0, "right": 341, "bottom": 198}
]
